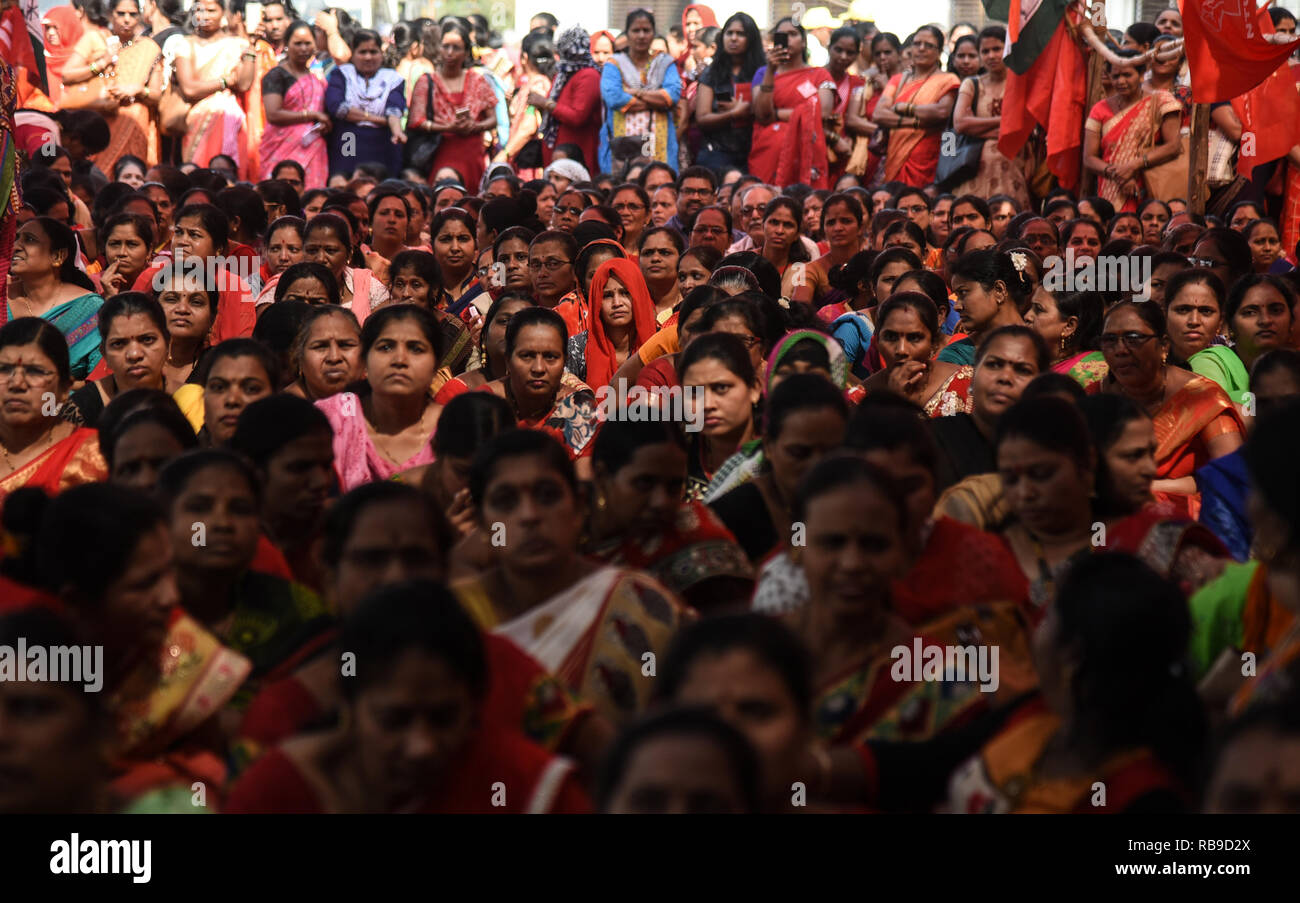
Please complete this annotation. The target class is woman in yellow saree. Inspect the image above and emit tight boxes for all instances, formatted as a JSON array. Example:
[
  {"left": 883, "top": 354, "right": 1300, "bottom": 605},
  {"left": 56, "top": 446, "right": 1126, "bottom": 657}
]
[
  {"left": 872, "top": 25, "right": 959, "bottom": 188},
  {"left": 1082, "top": 50, "right": 1181, "bottom": 213},
  {"left": 59, "top": 0, "right": 162, "bottom": 174},
  {"left": 453, "top": 429, "right": 694, "bottom": 726},
  {"left": 174, "top": 0, "right": 256, "bottom": 174}
]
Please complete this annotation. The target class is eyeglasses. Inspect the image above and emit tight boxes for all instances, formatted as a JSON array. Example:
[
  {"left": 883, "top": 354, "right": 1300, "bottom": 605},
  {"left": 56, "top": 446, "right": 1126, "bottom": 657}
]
[
  {"left": 741, "top": 205, "right": 767, "bottom": 217},
  {"left": 901, "top": 204, "right": 929, "bottom": 215},
  {"left": 529, "top": 258, "right": 571, "bottom": 271},
  {"left": 553, "top": 205, "right": 584, "bottom": 217},
  {"left": 1188, "top": 257, "right": 1223, "bottom": 268},
  {"left": 680, "top": 186, "right": 714, "bottom": 197},
  {"left": 692, "top": 225, "right": 727, "bottom": 235},
  {"left": 1099, "top": 331, "right": 1158, "bottom": 352},
  {"left": 0, "top": 362, "right": 57, "bottom": 385},
  {"left": 912, "top": 41, "right": 940, "bottom": 50}
]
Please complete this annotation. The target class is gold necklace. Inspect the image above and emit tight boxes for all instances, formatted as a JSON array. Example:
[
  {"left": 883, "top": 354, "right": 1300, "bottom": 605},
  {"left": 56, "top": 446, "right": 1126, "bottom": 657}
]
[{"left": 0, "top": 427, "right": 58, "bottom": 471}]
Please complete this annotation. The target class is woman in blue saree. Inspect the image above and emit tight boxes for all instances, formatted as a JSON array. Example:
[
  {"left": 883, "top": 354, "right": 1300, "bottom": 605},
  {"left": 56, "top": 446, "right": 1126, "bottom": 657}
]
[{"left": 5, "top": 217, "right": 104, "bottom": 380}]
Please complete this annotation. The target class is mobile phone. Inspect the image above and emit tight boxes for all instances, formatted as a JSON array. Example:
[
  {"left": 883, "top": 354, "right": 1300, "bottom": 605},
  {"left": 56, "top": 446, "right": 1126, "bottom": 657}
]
[
  {"left": 773, "top": 32, "right": 789, "bottom": 49},
  {"left": 245, "top": 2, "right": 263, "bottom": 34},
  {"left": 714, "top": 83, "right": 733, "bottom": 102}
]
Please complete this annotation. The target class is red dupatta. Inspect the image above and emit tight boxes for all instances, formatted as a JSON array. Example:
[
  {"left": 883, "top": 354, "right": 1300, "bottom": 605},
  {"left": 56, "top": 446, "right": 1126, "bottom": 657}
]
[{"left": 585, "top": 258, "right": 659, "bottom": 389}]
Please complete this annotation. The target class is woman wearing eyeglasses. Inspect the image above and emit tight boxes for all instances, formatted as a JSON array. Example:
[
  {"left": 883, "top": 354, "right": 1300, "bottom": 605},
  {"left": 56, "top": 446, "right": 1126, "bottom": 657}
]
[
  {"left": 0, "top": 318, "right": 107, "bottom": 503},
  {"left": 1093, "top": 301, "right": 1244, "bottom": 518},
  {"left": 408, "top": 20, "right": 497, "bottom": 193},
  {"left": 872, "top": 24, "right": 960, "bottom": 189}
]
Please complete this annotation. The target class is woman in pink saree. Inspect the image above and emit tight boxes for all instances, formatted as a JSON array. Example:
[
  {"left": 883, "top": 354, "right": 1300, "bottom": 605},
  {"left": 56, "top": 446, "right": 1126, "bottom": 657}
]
[
  {"left": 174, "top": 0, "right": 255, "bottom": 174},
  {"left": 257, "top": 21, "right": 328, "bottom": 185}
]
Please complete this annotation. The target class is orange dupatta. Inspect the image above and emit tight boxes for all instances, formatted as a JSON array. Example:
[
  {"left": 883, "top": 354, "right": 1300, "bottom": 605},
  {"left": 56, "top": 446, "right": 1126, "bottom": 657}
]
[
  {"left": 584, "top": 258, "right": 659, "bottom": 389},
  {"left": 882, "top": 69, "right": 960, "bottom": 183}
]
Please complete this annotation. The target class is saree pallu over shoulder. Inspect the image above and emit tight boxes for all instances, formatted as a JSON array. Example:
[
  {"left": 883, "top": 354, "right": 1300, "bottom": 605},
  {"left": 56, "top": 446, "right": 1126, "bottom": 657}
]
[
  {"left": 1088, "top": 91, "right": 1180, "bottom": 211},
  {"left": 112, "top": 607, "right": 252, "bottom": 760},
  {"left": 181, "top": 36, "right": 250, "bottom": 173},
  {"left": 923, "top": 364, "right": 973, "bottom": 417},
  {"left": 1152, "top": 374, "right": 1244, "bottom": 483},
  {"left": 589, "top": 500, "right": 754, "bottom": 597},
  {"left": 462, "top": 565, "right": 694, "bottom": 725},
  {"left": 881, "top": 70, "right": 960, "bottom": 186},
  {"left": 1054, "top": 350, "right": 1108, "bottom": 389},
  {"left": 0, "top": 427, "right": 107, "bottom": 503},
  {"left": 946, "top": 699, "right": 1182, "bottom": 813},
  {"left": 258, "top": 69, "right": 328, "bottom": 185},
  {"left": 748, "top": 67, "right": 833, "bottom": 188},
  {"left": 12, "top": 292, "right": 105, "bottom": 380}
]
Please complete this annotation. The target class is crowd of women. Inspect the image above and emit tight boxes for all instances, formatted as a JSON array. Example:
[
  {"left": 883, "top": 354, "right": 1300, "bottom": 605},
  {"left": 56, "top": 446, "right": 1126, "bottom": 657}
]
[{"left": 2, "top": 4, "right": 1300, "bottom": 816}]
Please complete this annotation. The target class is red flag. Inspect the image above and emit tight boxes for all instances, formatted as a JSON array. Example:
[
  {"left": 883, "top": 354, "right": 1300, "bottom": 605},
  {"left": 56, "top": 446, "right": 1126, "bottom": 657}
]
[
  {"left": 998, "top": 3, "right": 1088, "bottom": 191},
  {"left": 0, "top": 7, "right": 37, "bottom": 77},
  {"left": 1181, "top": 0, "right": 1299, "bottom": 102},
  {"left": 1227, "top": 9, "right": 1300, "bottom": 177}
]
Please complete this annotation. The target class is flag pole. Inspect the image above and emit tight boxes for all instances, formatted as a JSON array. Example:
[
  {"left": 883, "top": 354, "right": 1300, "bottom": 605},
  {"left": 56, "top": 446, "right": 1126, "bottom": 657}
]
[{"left": 1186, "top": 103, "right": 1210, "bottom": 215}]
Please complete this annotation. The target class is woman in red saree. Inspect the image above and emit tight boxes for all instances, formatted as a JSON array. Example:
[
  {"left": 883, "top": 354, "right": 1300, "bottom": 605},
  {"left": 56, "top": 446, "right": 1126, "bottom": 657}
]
[
  {"left": 586, "top": 418, "right": 754, "bottom": 614},
  {"left": 408, "top": 20, "right": 498, "bottom": 194},
  {"left": 257, "top": 21, "right": 327, "bottom": 187},
  {"left": 823, "top": 27, "right": 865, "bottom": 188},
  {"left": 0, "top": 318, "right": 107, "bottom": 506},
  {"left": 872, "top": 25, "right": 959, "bottom": 188},
  {"left": 1082, "top": 52, "right": 1182, "bottom": 214},
  {"left": 227, "top": 582, "right": 590, "bottom": 813},
  {"left": 750, "top": 17, "right": 834, "bottom": 189}
]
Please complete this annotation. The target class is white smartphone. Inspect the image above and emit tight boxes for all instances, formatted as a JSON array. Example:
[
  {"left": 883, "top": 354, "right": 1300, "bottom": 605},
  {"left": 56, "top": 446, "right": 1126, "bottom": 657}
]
[{"left": 245, "top": 2, "right": 263, "bottom": 35}]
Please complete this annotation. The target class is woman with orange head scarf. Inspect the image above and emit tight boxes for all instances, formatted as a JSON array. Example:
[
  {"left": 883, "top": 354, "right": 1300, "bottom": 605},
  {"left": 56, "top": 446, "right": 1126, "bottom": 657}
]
[
  {"left": 42, "top": 7, "right": 85, "bottom": 105},
  {"left": 569, "top": 258, "right": 659, "bottom": 390}
]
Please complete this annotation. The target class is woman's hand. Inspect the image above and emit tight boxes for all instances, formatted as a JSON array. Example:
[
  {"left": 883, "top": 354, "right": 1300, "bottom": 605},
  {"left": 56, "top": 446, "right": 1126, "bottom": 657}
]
[
  {"left": 886, "top": 360, "right": 929, "bottom": 398},
  {"left": 527, "top": 90, "right": 551, "bottom": 110},
  {"left": 107, "top": 83, "right": 143, "bottom": 103},
  {"left": 315, "top": 10, "right": 338, "bottom": 36},
  {"left": 390, "top": 126, "right": 408, "bottom": 144},
  {"left": 765, "top": 44, "right": 789, "bottom": 69},
  {"left": 446, "top": 487, "right": 477, "bottom": 537},
  {"left": 100, "top": 259, "right": 127, "bottom": 296},
  {"left": 728, "top": 98, "right": 751, "bottom": 120}
]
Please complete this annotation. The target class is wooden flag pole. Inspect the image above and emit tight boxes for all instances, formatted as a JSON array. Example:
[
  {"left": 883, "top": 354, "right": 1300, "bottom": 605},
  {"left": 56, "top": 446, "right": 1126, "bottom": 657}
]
[{"left": 1187, "top": 103, "right": 1210, "bottom": 215}]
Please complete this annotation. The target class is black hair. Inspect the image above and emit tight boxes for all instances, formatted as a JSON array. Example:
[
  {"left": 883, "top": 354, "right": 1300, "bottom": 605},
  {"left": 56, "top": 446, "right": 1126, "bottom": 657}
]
[
  {"left": 98, "top": 389, "right": 198, "bottom": 469},
  {"left": 591, "top": 418, "right": 687, "bottom": 476},
  {"left": 625, "top": 7, "right": 655, "bottom": 32},
  {"left": 678, "top": 331, "right": 756, "bottom": 388},
  {"left": 265, "top": 214, "right": 306, "bottom": 252},
  {"left": 1252, "top": 348, "right": 1300, "bottom": 390},
  {"left": 1053, "top": 553, "right": 1206, "bottom": 785},
  {"left": 1021, "top": 371, "right": 1088, "bottom": 404},
  {"left": 995, "top": 395, "right": 1094, "bottom": 473},
  {"left": 30, "top": 483, "right": 166, "bottom": 597},
  {"left": 1045, "top": 289, "right": 1106, "bottom": 355},
  {"left": 976, "top": 324, "right": 1051, "bottom": 372},
  {"left": 951, "top": 248, "right": 1035, "bottom": 309},
  {"left": 97, "top": 291, "right": 169, "bottom": 346},
  {"left": 677, "top": 285, "right": 727, "bottom": 331},
  {"left": 256, "top": 180, "right": 303, "bottom": 219},
  {"left": 271, "top": 159, "right": 306, "bottom": 182},
  {"left": 157, "top": 447, "right": 262, "bottom": 511},
  {"left": 1194, "top": 227, "right": 1253, "bottom": 286},
  {"left": 0, "top": 316, "right": 72, "bottom": 388},
  {"left": 359, "top": 303, "right": 442, "bottom": 362},
  {"left": 656, "top": 612, "right": 812, "bottom": 716},
  {"left": 704, "top": 13, "right": 764, "bottom": 90},
  {"left": 1103, "top": 298, "right": 1167, "bottom": 338},
  {"left": 99, "top": 211, "right": 156, "bottom": 255},
  {"left": 1225, "top": 273, "right": 1297, "bottom": 324},
  {"left": 1078, "top": 393, "right": 1149, "bottom": 517},
  {"left": 320, "top": 481, "right": 449, "bottom": 571},
  {"left": 504, "top": 305, "right": 566, "bottom": 354},
  {"left": 792, "top": 453, "right": 908, "bottom": 527},
  {"left": 765, "top": 372, "right": 847, "bottom": 440},
  {"left": 468, "top": 428, "right": 577, "bottom": 508},
  {"left": 275, "top": 262, "right": 340, "bottom": 306},
  {"left": 715, "top": 251, "right": 781, "bottom": 299},
  {"left": 1162, "top": 268, "right": 1224, "bottom": 317},
  {"left": 173, "top": 203, "right": 230, "bottom": 249},
  {"left": 1245, "top": 396, "right": 1300, "bottom": 543},
  {"left": 20, "top": 218, "right": 95, "bottom": 292},
  {"left": 216, "top": 186, "right": 269, "bottom": 239},
  {"left": 433, "top": 391, "right": 515, "bottom": 459},
  {"left": 198, "top": 337, "right": 282, "bottom": 391},
  {"left": 876, "top": 290, "right": 941, "bottom": 343},
  {"left": 338, "top": 580, "right": 487, "bottom": 701},
  {"left": 843, "top": 393, "right": 936, "bottom": 473},
  {"left": 595, "top": 706, "right": 762, "bottom": 812},
  {"left": 389, "top": 249, "right": 442, "bottom": 295},
  {"left": 229, "top": 393, "right": 331, "bottom": 469}
]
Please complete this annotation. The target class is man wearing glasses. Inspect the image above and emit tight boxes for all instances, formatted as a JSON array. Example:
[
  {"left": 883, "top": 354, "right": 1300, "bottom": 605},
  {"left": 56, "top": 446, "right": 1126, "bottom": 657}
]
[{"left": 664, "top": 166, "right": 718, "bottom": 236}]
